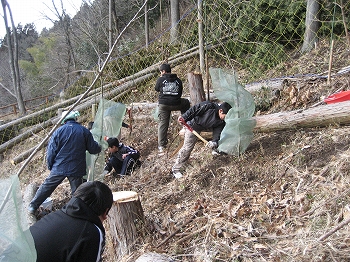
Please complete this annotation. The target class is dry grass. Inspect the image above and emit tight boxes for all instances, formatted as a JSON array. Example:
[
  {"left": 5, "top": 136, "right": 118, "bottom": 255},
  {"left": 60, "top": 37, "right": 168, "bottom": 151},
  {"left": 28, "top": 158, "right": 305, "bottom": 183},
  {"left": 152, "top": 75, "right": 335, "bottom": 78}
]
[{"left": 1, "top": 40, "right": 350, "bottom": 261}]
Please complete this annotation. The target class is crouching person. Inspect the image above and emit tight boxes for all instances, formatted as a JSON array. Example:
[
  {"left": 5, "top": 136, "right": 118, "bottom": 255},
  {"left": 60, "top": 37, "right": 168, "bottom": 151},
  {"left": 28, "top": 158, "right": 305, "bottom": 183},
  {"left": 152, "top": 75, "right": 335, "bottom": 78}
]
[
  {"left": 29, "top": 181, "right": 113, "bottom": 262},
  {"left": 103, "top": 137, "right": 141, "bottom": 177}
]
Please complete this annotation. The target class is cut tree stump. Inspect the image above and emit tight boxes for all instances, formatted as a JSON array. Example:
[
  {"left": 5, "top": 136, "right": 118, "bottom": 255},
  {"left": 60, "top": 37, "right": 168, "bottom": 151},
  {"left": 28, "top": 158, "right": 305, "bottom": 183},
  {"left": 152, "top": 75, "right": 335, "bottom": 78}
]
[
  {"left": 107, "top": 191, "right": 145, "bottom": 260},
  {"left": 187, "top": 72, "right": 206, "bottom": 105},
  {"left": 135, "top": 252, "right": 173, "bottom": 262}
]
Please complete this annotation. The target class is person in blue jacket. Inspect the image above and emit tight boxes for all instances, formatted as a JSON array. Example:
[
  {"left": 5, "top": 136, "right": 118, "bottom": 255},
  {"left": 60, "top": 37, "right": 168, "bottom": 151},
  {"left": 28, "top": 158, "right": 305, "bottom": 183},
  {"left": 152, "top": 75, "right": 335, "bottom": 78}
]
[
  {"left": 28, "top": 110, "right": 102, "bottom": 214},
  {"left": 30, "top": 181, "right": 113, "bottom": 262}
]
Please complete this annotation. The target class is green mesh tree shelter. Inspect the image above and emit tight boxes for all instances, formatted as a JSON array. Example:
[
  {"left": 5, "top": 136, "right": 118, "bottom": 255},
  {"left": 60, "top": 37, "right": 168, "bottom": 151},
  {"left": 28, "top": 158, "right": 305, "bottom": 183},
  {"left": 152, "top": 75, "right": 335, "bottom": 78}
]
[
  {"left": 86, "top": 99, "right": 126, "bottom": 181},
  {"left": 0, "top": 175, "right": 36, "bottom": 262},
  {"left": 209, "top": 68, "right": 256, "bottom": 156}
]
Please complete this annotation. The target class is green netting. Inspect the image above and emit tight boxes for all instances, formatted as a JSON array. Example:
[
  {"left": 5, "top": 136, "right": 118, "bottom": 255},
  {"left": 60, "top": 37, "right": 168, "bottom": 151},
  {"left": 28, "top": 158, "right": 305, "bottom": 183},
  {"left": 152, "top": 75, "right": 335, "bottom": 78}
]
[
  {"left": 209, "top": 68, "right": 256, "bottom": 156},
  {"left": 86, "top": 98, "right": 126, "bottom": 181},
  {"left": 0, "top": 175, "right": 36, "bottom": 262}
]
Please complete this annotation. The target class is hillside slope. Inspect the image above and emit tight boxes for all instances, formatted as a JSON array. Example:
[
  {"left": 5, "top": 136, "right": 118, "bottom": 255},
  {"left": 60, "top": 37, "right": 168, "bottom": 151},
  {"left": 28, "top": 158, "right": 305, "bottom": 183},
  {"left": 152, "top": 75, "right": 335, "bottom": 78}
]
[{"left": 2, "top": 41, "right": 350, "bottom": 261}]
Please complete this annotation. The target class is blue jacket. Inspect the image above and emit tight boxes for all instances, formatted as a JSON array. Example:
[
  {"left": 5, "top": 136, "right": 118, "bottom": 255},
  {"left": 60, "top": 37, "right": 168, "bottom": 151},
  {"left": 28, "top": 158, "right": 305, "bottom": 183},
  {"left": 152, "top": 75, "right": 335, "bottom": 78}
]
[{"left": 47, "top": 120, "right": 101, "bottom": 176}]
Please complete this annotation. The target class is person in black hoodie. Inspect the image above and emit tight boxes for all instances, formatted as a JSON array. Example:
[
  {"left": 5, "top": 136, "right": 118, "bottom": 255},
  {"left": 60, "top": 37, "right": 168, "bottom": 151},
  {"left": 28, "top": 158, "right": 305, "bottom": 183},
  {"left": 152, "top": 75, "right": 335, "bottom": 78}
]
[
  {"left": 172, "top": 101, "right": 232, "bottom": 178},
  {"left": 102, "top": 137, "right": 141, "bottom": 177},
  {"left": 30, "top": 181, "right": 113, "bottom": 262},
  {"left": 155, "top": 63, "right": 190, "bottom": 154}
]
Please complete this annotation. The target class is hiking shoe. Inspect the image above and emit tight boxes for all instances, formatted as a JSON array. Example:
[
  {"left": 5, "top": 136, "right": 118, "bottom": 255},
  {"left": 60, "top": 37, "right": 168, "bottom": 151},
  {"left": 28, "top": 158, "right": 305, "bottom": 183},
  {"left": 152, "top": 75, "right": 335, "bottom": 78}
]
[
  {"left": 158, "top": 146, "right": 166, "bottom": 155},
  {"left": 28, "top": 205, "right": 37, "bottom": 215},
  {"left": 173, "top": 171, "right": 183, "bottom": 178},
  {"left": 212, "top": 150, "right": 220, "bottom": 156},
  {"left": 172, "top": 168, "right": 183, "bottom": 178}
]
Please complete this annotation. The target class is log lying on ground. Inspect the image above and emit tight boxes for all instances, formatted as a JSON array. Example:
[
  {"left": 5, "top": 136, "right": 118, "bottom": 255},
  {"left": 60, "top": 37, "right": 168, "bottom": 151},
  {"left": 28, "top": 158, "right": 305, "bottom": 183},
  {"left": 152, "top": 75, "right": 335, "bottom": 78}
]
[
  {"left": 23, "top": 183, "right": 38, "bottom": 226},
  {"left": 253, "top": 100, "right": 350, "bottom": 133},
  {"left": 0, "top": 119, "right": 56, "bottom": 155}
]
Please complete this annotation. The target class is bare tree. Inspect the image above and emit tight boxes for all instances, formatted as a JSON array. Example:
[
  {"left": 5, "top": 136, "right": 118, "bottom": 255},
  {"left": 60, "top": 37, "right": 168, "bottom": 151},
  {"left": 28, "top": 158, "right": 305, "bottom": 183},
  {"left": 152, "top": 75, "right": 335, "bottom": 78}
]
[
  {"left": 1, "top": 0, "right": 26, "bottom": 115},
  {"left": 144, "top": 1, "right": 149, "bottom": 47},
  {"left": 301, "top": 0, "right": 320, "bottom": 53},
  {"left": 48, "top": 0, "right": 78, "bottom": 88},
  {"left": 170, "top": 0, "right": 180, "bottom": 44}
]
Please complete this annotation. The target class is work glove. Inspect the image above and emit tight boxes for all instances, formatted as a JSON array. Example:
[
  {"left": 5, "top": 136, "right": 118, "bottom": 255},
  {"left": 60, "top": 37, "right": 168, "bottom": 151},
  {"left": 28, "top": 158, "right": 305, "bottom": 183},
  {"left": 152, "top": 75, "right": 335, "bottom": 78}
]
[
  {"left": 206, "top": 141, "right": 218, "bottom": 149},
  {"left": 102, "top": 170, "right": 109, "bottom": 176},
  {"left": 178, "top": 116, "right": 185, "bottom": 124}
]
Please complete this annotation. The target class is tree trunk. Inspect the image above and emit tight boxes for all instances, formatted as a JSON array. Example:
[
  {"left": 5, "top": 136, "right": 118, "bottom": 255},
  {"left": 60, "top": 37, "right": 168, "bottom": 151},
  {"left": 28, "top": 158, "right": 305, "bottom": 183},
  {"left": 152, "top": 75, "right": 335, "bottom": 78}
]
[
  {"left": 254, "top": 100, "right": 350, "bottom": 133},
  {"left": 1, "top": 0, "right": 26, "bottom": 115},
  {"left": 187, "top": 72, "right": 205, "bottom": 105},
  {"left": 144, "top": 2, "right": 149, "bottom": 48},
  {"left": 0, "top": 119, "right": 55, "bottom": 155},
  {"left": 109, "top": 0, "right": 112, "bottom": 51},
  {"left": 135, "top": 252, "right": 173, "bottom": 262},
  {"left": 197, "top": 0, "right": 205, "bottom": 74},
  {"left": 170, "top": 0, "right": 180, "bottom": 44},
  {"left": 107, "top": 191, "right": 145, "bottom": 261},
  {"left": 301, "top": 0, "right": 320, "bottom": 53}
]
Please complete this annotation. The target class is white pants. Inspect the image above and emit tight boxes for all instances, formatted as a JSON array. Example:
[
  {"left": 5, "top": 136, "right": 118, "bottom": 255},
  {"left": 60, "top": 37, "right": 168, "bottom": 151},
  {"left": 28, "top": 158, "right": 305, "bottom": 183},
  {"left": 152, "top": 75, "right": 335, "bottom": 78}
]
[{"left": 172, "top": 129, "right": 198, "bottom": 172}]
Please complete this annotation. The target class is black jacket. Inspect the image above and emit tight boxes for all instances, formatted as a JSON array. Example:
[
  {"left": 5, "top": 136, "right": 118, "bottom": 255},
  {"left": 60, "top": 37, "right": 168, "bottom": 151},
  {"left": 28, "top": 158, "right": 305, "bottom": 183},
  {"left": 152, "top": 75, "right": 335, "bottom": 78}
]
[
  {"left": 30, "top": 197, "right": 105, "bottom": 262},
  {"left": 155, "top": 73, "right": 183, "bottom": 105},
  {"left": 182, "top": 101, "right": 226, "bottom": 143}
]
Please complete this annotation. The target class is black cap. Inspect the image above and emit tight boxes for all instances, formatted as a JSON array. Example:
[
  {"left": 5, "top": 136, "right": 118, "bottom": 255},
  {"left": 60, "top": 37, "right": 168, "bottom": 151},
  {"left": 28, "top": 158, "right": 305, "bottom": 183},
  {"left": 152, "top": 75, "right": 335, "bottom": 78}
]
[
  {"left": 107, "top": 137, "right": 120, "bottom": 148},
  {"left": 159, "top": 63, "right": 171, "bottom": 73}
]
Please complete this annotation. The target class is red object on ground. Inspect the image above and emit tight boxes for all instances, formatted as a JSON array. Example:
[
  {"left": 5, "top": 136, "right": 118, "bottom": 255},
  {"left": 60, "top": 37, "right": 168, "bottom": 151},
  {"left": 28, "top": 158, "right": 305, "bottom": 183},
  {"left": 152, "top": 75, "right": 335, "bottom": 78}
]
[{"left": 324, "top": 90, "right": 350, "bottom": 104}]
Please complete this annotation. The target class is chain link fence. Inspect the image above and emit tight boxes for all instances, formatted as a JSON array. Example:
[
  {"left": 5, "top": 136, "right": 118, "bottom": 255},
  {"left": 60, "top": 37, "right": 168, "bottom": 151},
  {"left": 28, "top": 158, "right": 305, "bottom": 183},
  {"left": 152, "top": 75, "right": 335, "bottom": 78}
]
[{"left": 0, "top": 0, "right": 349, "bottom": 177}]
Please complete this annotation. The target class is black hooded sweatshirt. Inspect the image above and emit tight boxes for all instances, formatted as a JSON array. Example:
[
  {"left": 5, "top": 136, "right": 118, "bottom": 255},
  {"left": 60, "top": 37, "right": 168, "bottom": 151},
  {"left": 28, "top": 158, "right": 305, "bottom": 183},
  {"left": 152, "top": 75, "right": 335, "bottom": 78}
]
[
  {"left": 30, "top": 197, "right": 105, "bottom": 262},
  {"left": 154, "top": 73, "right": 183, "bottom": 105}
]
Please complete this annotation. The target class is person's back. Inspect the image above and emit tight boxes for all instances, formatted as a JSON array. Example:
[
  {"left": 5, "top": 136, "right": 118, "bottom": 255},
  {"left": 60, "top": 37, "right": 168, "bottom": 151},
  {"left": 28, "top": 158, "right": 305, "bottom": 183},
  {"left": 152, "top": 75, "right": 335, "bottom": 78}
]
[
  {"left": 30, "top": 181, "right": 113, "bottom": 262},
  {"left": 47, "top": 119, "right": 101, "bottom": 176},
  {"left": 155, "top": 64, "right": 190, "bottom": 153},
  {"left": 155, "top": 73, "right": 183, "bottom": 105}
]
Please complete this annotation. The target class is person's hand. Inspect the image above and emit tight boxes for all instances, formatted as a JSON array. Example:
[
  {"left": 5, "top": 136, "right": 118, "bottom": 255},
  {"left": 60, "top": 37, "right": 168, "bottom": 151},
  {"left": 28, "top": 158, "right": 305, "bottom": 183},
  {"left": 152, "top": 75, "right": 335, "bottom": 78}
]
[
  {"left": 102, "top": 170, "right": 109, "bottom": 176},
  {"left": 206, "top": 141, "right": 218, "bottom": 149},
  {"left": 178, "top": 116, "right": 185, "bottom": 124}
]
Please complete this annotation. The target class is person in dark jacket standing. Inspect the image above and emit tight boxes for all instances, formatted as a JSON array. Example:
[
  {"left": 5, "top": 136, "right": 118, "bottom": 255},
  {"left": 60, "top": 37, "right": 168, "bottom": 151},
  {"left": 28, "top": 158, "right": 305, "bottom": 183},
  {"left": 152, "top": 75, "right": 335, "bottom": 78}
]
[
  {"left": 102, "top": 137, "right": 140, "bottom": 177},
  {"left": 28, "top": 110, "right": 102, "bottom": 214},
  {"left": 155, "top": 63, "right": 190, "bottom": 154},
  {"left": 172, "top": 101, "right": 232, "bottom": 178},
  {"left": 30, "top": 181, "right": 113, "bottom": 262}
]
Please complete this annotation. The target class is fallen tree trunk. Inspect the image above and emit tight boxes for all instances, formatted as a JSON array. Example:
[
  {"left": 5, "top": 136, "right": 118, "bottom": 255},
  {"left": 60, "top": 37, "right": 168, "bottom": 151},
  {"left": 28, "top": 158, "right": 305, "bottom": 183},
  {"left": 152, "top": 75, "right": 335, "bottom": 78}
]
[
  {"left": 0, "top": 47, "right": 201, "bottom": 136},
  {"left": 254, "top": 100, "right": 350, "bottom": 133},
  {"left": 23, "top": 183, "right": 38, "bottom": 226},
  {"left": 0, "top": 119, "right": 56, "bottom": 155}
]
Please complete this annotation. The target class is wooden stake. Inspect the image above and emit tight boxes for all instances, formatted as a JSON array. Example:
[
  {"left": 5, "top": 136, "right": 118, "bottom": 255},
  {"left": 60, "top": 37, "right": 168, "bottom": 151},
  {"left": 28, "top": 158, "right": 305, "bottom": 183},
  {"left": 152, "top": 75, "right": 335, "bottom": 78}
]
[{"left": 327, "top": 39, "right": 334, "bottom": 85}]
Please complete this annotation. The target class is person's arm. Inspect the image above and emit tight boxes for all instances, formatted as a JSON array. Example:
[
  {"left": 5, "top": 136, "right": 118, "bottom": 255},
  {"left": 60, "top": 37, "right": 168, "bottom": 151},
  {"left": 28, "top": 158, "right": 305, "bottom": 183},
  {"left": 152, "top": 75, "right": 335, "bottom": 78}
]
[
  {"left": 154, "top": 77, "right": 163, "bottom": 92},
  {"left": 212, "top": 122, "right": 226, "bottom": 143},
  {"left": 46, "top": 133, "right": 59, "bottom": 170},
  {"left": 70, "top": 225, "right": 105, "bottom": 262},
  {"left": 85, "top": 130, "right": 102, "bottom": 154},
  {"left": 120, "top": 146, "right": 139, "bottom": 159},
  {"left": 182, "top": 101, "right": 212, "bottom": 121},
  {"left": 176, "top": 78, "right": 183, "bottom": 96}
]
